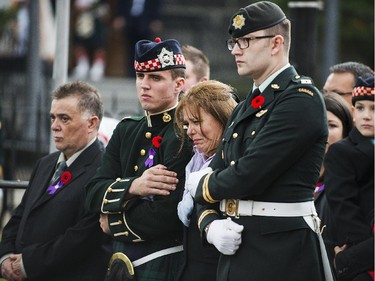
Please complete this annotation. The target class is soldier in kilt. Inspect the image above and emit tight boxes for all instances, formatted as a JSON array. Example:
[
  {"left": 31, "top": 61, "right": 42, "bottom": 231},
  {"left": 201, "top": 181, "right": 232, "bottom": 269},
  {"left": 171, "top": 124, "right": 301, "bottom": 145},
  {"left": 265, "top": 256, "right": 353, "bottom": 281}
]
[{"left": 85, "top": 37, "right": 192, "bottom": 281}]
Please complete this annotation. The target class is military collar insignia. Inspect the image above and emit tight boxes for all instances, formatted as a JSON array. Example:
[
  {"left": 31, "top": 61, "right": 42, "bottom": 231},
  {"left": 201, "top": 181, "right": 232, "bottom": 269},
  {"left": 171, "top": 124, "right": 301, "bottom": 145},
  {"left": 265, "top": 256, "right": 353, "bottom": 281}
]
[
  {"left": 157, "top": 47, "right": 175, "bottom": 68},
  {"left": 232, "top": 14, "right": 246, "bottom": 30},
  {"left": 162, "top": 112, "right": 172, "bottom": 123},
  {"left": 271, "top": 84, "right": 280, "bottom": 89}
]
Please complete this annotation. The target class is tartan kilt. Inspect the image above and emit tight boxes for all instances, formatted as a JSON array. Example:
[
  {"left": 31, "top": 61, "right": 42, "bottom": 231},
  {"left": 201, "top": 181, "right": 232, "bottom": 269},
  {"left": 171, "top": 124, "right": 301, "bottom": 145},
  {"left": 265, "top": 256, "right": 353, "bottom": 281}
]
[
  {"left": 135, "top": 251, "right": 184, "bottom": 281},
  {"left": 109, "top": 241, "right": 184, "bottom": 281}
]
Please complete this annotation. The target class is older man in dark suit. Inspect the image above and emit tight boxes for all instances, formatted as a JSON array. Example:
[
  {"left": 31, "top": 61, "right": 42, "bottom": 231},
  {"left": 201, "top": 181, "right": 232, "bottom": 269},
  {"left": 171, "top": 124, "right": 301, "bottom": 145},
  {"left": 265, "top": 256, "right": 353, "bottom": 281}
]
[{"left": 0, "top": 81, "right": 111, "bottom": 281}]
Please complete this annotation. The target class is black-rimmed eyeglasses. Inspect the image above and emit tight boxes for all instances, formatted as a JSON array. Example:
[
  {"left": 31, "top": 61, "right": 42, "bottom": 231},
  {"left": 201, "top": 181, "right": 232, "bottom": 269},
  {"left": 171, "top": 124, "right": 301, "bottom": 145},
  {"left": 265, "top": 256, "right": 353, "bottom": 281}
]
[{"left": 226, "top": 35, "right": 275, "bottom": 51}]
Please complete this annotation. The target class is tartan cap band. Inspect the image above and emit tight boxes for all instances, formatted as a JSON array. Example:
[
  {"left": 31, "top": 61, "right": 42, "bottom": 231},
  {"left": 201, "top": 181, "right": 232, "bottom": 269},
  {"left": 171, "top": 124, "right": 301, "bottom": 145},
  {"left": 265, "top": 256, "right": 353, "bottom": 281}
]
[
  {"left": 134, "top": 54, "right": 185, "bottom": 72},
  {"left": 352, "top": 86, "right": 375, "bottom": 98},
  {"left": 134, "top": 38, "right": 186, "bottom": 72},
  {"left": 352, "top": 76, "right": 375, "bottom": 105}
]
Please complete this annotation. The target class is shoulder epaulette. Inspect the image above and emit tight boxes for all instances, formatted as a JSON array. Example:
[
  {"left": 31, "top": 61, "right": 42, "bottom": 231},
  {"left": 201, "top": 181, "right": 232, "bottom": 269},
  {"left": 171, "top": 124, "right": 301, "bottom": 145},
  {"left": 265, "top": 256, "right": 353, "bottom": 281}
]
[
  {"left": 292, "top": 75, "right": 313, "bottom": 85},
  {"left": 291, "top": 75, "right": 316, "bottom": 96}
]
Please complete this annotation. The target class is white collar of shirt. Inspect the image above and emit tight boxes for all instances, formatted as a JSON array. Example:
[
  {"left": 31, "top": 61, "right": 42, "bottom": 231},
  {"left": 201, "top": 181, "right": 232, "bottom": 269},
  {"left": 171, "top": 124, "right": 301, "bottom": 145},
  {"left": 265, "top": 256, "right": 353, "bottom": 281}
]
[
  {"left": 253, "top": 63, "right": 291, "bottom": 93},
  {"left": 57, "top": 137, "right": 97, "bottom": 167}
]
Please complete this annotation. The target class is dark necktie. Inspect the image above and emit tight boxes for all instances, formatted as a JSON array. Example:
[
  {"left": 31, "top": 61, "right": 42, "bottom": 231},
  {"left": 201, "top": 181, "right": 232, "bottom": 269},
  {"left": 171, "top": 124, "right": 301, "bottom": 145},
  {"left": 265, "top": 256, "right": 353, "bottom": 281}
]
[
  {"left": 49, "top": 161, "right": 67, "bottom": 186},
  {"left": 247, "top": 88, "right": 261, "bottom": 108}
]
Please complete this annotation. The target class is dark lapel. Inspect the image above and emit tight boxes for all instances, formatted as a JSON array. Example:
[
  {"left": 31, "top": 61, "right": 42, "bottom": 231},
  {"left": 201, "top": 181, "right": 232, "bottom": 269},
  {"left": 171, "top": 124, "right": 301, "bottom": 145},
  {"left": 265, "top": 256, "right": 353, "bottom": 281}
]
[
  {"left": 237, "top": 67, "right": 298, "bottom": 124},
  {"left": 349, "top": 127, "right": 374, "bottom": 160},
  {"left": 33, "top": 140, "right": 102, "bottom": 208},
  {"left": 26, "top": 152, "right": 59, "bottom": 209}
]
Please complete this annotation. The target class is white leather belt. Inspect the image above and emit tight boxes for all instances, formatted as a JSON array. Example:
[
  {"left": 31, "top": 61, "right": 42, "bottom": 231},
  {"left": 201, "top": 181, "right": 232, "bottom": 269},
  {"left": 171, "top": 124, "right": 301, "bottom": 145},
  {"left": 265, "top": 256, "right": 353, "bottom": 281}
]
[
  {"left": 219, "top": 199, "right": 334, "bottom": 280},
  {"left": 220, "top": 199, "right": 317, "bottom": 218},
  {"left": 132, "top": 245, "right": 183, "bottom": 267}
]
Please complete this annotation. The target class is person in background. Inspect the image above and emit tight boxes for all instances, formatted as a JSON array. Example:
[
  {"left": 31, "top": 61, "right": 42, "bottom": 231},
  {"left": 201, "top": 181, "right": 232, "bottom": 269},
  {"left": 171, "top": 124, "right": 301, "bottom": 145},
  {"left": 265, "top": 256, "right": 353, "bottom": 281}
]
[
  {"left": 0, "top": 81, "right": 111, "bottom": 281},
  {"left": 72, "top": 0, "right": 109, "bottom": 81},
  {"left": 85, "top": 38, "right": 192, "bottom": 281},
  {"left": 181, "top": 45, "right": 210, "bottom": 93},
  {"left": 324, "top": 76, "right": 374, "bottom": 281},
  {"left": 314, "top": 92, "right": 353, "bottom": 271},
  {"left": 187, "top": 2, "right": 333, "bottom": 280},
  {"left": 113, "top": 0, "right": 163, "bottom": 78},
  {"left": 175, "top": 80, "right": 238, "bottom": 281},
  {"left": 323, "top": 61, "right": 374, "bottom": 107}
]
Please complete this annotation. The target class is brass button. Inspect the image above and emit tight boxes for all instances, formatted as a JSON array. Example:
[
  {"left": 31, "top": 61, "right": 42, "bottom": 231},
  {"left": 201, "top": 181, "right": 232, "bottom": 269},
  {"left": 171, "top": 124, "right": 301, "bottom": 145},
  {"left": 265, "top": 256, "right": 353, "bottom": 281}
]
[
  {"left": 116, "top": 177, "right": 121, "bottom": 181},
  {"left": 107, "top": 187, "right": 112, "bottom": 193},
  {"left": 140, "top": 149, "right": 146, "bottom": 156},
  {"left": 145, "top": 132, "right": 152, "bottom": 138},
  {"left": 124, "top": 231, "right": 129, "bottom": 236},
  {"left": 103, "top": 199, "right": 108, "bottom": 204},
  {"left": 230, "top": 161, "right": 235, "bottom": 166},
  {"left": 118, "top": 220, "right": 122, "bottom": 224},
  {"left": 134, "top": 165, "right": 138, "bottom": 172},
  {"left": 251, "top": 131, "right": 256, "bottom": 135},
  {"left": 232, "top": 133, "right": 238, "bottom": 139}
]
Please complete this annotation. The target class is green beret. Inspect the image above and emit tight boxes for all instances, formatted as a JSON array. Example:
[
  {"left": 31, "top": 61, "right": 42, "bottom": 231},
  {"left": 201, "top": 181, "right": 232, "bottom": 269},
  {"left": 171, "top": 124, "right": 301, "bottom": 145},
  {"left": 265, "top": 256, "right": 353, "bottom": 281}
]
[{"left": 228, "top": 1, "right": 286, "bottom": 38}]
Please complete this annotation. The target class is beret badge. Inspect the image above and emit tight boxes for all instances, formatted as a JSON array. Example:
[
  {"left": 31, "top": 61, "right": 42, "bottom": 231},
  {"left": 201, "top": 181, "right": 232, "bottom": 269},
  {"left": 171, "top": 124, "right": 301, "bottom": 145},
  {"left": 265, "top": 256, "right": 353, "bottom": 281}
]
[
  {"left": 232, "top": 14, "right": 246, "bottom": 30},
  {"left": 158, "top": 47, "right": 175, "bottom": 68}
]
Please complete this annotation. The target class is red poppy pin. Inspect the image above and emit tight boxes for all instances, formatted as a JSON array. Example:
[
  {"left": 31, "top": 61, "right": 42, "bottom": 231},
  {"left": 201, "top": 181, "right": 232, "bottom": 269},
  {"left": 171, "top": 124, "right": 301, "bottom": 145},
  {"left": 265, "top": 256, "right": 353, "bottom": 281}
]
[
  {"left": 251, "top": 96, "right": 265, "bottom": 109},
  {"left": 47, "top": 171, "right": 72, "bottom": 195},
  {"left": 152, "top": 136, "right": 163, "bottom": 148},
  {"left": 145, "top": 136, "right": 163, "bottom": 167},
  {"left": 61, "top": 171, "right": 72, "bottom": 184}
]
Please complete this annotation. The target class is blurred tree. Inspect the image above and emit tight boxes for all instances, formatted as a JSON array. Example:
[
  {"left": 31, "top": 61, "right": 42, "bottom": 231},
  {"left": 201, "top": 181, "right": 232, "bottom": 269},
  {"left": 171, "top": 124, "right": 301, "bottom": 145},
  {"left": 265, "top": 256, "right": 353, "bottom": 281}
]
[{"left": 340, "top": 0, "right": 374, "bottom": 69}]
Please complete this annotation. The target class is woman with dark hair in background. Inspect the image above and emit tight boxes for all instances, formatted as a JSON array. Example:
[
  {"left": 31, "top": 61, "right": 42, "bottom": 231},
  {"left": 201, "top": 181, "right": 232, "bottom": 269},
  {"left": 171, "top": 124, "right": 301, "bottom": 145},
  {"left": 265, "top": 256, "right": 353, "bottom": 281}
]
[{"left": 314, "top": 92, "right": 353, "bottom": 273}]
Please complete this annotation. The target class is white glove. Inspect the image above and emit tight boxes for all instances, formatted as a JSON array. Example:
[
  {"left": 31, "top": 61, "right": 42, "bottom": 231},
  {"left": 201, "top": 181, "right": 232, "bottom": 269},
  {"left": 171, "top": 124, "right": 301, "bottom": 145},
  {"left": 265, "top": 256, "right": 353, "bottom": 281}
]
[
  {"left": 177, "top": 189, "right": 194, "bottom": 227},
  {"left": 186, "top": 167, "right": 212, "bottom": 198},
  {"left": 206, "top": 219, "right": 244, "bottom": 255}
]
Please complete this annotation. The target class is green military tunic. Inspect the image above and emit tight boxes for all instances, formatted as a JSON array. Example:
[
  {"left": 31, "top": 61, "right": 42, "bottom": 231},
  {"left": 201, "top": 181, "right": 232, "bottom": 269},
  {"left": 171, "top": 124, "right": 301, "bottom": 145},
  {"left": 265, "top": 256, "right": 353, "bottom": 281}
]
[
  {"left": 85, "top": 107, "right": 192, "bottom": 280},
  {"left": 195, "top": 67, "right": 329, "bottom": 281}
]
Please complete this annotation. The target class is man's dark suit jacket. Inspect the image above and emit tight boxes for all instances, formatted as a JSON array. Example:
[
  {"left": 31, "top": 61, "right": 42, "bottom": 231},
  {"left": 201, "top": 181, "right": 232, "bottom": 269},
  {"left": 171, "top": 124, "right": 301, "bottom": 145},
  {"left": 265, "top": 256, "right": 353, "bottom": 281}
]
[{"left": 0, "top": 139, "right": 111, "bottom": 281}]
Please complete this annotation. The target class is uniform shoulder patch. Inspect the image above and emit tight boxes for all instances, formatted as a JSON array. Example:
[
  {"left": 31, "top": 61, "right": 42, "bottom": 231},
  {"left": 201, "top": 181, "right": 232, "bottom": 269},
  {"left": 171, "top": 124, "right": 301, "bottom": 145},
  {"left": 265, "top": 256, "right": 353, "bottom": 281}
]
[{"left": 298, "top": 88, "right": 314, "bottom": 96}]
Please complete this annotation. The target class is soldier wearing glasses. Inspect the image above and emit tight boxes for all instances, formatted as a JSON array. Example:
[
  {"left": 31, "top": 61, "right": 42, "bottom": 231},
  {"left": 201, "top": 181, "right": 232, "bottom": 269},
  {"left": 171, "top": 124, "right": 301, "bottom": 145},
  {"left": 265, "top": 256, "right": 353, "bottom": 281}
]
[{"left": 185, "top": 2, "right": 333, "bottom": 280}]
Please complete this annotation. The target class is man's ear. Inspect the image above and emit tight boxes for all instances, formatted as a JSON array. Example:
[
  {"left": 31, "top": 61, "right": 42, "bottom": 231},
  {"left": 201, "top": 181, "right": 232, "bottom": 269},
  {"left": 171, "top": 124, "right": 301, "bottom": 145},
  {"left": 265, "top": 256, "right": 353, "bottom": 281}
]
[
  {"left": 175, "top": 77, "right": 185, "bottom": 93},
  {"left": 271, "top": 35, "right": 284, "bottom": 55},
  {"left": 88, "top": 115, "right": 100, "bottom": 131}
]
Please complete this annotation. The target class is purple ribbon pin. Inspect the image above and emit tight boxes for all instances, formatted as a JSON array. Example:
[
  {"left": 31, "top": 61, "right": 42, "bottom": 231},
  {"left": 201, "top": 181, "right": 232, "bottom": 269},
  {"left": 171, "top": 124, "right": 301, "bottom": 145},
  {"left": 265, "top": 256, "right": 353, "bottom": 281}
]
[
  {"left": 47, "top": 181, "right": 63, "bottom": 195},
  {"left": 145, "top": 148, "right": 156, "bottom": 167}
]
